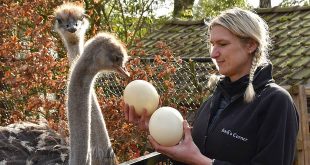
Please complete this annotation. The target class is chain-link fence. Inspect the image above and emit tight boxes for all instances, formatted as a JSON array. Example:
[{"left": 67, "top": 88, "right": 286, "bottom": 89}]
[
  {"left": 97, "top": 58, "right": 216, "bottom": 110},
  {"left": 0, "top": 58, "right": 217, "bottom": 123}
]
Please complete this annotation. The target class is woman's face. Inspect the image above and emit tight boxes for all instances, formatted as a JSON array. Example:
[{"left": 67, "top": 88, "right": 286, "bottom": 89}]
[{"left": 209, "top": 25, "right": 256, "bottom": 81}]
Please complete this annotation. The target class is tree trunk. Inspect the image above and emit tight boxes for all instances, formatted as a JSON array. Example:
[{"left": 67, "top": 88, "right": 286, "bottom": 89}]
[
  {"left": 259, "top": 0, "right": 271, "bottom": 8},
  {"left": 173, "top": 0, "right": 195, "bottom": 18}
]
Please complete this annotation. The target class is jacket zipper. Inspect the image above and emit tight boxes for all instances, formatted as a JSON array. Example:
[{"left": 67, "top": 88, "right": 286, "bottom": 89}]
[{"left": 203, "top": 93, "right": 243, "bottom": 154}]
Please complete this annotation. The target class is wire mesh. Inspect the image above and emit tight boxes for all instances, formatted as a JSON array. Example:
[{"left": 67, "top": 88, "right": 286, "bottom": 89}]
[
  {"left": 0, "top": 58, "right": 217, "bottom": 123},
  {"left": 97, "top": 58, "right": 216, "bottom": 111}
]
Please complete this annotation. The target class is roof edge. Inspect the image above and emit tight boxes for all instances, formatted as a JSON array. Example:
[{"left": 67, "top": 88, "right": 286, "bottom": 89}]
[
  {"left": 255, "top": 5, "right": 310, "bottom": 13},
  {"left": 166, "top": 18, "right": 208, "bottom": 25}
]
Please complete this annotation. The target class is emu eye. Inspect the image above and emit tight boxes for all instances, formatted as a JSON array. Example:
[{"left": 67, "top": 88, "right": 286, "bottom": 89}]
[
  {"left": 79, "top": 15, "right": 85, "bottom": 20},
  {"left": 114, "top": 56, "right": 121, "bottom": 63},
  {"left": 56, "top": 18, "right": 62, "bottom": 24}
]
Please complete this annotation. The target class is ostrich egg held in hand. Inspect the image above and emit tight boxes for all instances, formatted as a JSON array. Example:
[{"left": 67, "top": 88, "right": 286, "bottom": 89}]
[
  {"left": 123, "top": 80, "right": 159, "bottom": 115},
  {"left": 149, "top": 107, "right": 184, "bottom": 147}
]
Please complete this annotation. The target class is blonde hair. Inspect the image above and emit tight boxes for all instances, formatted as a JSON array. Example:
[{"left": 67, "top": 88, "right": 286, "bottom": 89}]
[{"left": 208, "top": 8, "right": 271, "bottom": 102}]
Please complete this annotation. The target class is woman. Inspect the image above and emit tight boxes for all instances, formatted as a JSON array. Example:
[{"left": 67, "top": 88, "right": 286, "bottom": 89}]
[{"left": 124, "top": 8, "right": 299, "bottom": 165}]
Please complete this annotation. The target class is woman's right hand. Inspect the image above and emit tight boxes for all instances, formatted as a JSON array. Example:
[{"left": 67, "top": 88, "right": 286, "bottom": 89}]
[{"left": 123, "top": 103, "right": 150, "bottom": 130}]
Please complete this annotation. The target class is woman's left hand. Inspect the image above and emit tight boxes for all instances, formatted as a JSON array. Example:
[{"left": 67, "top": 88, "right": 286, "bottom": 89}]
[{"left": 148, "top": 120, "right": 212, "bottom": 165}]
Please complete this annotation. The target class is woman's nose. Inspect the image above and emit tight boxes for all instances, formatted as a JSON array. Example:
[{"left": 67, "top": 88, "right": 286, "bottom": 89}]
[{"left": 210, "top": 47, "right": 220, "bottom": 58}]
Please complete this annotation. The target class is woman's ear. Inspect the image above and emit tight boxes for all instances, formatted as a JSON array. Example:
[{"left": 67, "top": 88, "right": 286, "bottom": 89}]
[{"left": 247, "top": 39, "right": 258, "bottom": 54}]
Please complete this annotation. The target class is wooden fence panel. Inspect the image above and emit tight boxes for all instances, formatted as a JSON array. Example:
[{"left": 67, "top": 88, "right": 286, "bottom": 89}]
[{"left": 290, "top": 85, "right": 310, "bottom": 165}]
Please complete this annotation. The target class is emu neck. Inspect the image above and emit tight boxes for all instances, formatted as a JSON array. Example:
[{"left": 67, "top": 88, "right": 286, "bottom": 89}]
[
  {"left": 68, "top": 58, "right": 97, "bottom": 116},
  {"left": 62, "top": 34, "right": 85, "bottom": 63},
  {"left": 67, "top": 60, "right": 96, "bottom": 164},
  {"left": 66, "top": 42, "right": 83, "bottom": 62},
  {"left": 68, "top": 64, "right": 96, "bottom": 98}
]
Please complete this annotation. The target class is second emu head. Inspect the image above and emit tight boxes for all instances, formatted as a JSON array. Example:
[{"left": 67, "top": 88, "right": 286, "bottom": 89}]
[
  {"left": 54, "top": 3, "right": 89, "bottom": 43},
  {"left": 79, "top": 32, "right": 130, "bottom": 77}
]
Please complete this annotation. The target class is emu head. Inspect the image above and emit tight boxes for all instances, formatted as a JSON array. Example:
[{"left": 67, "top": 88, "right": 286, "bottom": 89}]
[
  {"left": 54, "top": 3, "right": 89, "bottom": 41},
  {"left": 83, "top": 32, "right": 130, "bottom": 77}
]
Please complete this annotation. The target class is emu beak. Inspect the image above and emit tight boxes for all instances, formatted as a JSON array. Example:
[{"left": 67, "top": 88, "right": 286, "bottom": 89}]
[
  {"left": 67, "top": 27, "right": 77, "bottom": 33},
  {"left": 115, "top": 65, "right": 130, "bottom": 78},
  {"left": 66, "top": 22, "right": 78, "bottom": 33}
]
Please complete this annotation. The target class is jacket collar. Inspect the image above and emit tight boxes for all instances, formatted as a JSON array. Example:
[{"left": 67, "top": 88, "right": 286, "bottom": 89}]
[{"left": 217, "top": 63, "right": 275, "bottom": 98}]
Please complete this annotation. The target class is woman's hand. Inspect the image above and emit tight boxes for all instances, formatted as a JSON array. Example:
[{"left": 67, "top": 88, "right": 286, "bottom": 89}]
[
  {"left": 123, "top": 103, "right": 150, "bottom": 130},
  {"left": 148, "top": 120, "right": 213, "bottom": 165},
  {"left": 123, "top": 98, "right": 161, "bottom": 130}
]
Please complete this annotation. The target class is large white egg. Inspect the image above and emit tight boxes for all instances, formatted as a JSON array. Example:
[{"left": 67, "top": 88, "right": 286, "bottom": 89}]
[
  {"left": 123, "top": 80, "right": 159, "bottom": 115},
  {"left": 149, "top": 107, "right": 184, "bottom": 147}
]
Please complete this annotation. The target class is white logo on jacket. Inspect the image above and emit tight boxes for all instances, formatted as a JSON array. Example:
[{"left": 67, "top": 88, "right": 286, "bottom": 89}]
[{"left": 221, "top": 128, "right": 248, "bottom": 142}]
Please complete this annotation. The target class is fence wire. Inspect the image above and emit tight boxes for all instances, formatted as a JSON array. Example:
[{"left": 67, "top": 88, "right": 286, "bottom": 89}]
[
  {"left": 0, "top": 58, "right": 217, "bottom": 122},
  {"left": 97, "top": 58, "right": 216, "bottom": 111}
]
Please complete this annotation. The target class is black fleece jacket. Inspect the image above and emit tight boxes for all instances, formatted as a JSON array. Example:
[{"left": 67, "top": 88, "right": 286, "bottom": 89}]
[{"left": 190, "top": 63, "right": 299, "bottom": 165}]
